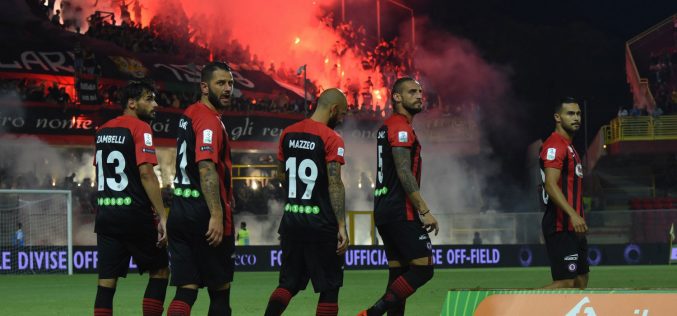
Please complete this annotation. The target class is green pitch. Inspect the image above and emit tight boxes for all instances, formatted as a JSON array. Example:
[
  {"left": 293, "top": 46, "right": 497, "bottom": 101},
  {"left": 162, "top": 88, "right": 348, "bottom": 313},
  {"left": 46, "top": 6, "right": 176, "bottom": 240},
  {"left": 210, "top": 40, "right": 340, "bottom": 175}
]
[{"left": 1, "top": 266, "right": 677, "bottom": 315}]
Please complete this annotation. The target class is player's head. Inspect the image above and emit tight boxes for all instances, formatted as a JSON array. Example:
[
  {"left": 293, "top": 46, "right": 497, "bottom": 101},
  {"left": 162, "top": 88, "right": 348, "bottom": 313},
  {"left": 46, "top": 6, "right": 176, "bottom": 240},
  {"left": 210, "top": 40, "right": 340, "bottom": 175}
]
[
  {"left": 554, "top": 97, "right": 581, "bottom": 135},
  {"left": 200, "top": 61, "right": 234, "bottom": 110},
  {"left": 120, "top": 80, "right": 157, "bottom": 122},
  {"left": 17, "top": 223, "right": 22, "bottom": 229},
  {"left": 241, "top": 222, "right": 246, "bottom": 229},
  {"left": 391, "top": 77, "right": 423, "bottom": 115},
  {"left": 316, "top": 88, "right": 348, "bottom": 129}
]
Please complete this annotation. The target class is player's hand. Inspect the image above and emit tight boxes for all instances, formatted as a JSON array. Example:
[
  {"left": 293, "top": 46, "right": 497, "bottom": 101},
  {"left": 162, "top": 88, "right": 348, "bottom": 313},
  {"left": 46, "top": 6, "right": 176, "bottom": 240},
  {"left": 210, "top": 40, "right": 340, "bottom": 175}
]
[
  {"left": 336, "top": 227, "right": 349, "bottom": 255},
  {"left": 206, "top": 216, "right": 223, "bottom": 247},
  {"left": 420, "top": 212, "right": 439, "bottom": 236},
  {"left": 571, "top": 214, "right": 588, "bottom": 234},
  {"left": 156, "top": 218, "right": 168, "bottom": 248}
]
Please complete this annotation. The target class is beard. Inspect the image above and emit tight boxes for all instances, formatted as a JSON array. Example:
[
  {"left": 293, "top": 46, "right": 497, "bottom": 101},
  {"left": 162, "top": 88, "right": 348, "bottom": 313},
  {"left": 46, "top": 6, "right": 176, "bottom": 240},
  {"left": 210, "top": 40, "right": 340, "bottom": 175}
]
[
  {"left": 137, "top": 108, "right": 155, "bottom": 123},
  {"left": 402, "top": 102, "right": 423, "bottom": 115},
  {"left": 208, "top": 89, "right": 230, "bottom": 110},
  {"left": 327, "top": 115, "right": 341, "bottom": 129}
]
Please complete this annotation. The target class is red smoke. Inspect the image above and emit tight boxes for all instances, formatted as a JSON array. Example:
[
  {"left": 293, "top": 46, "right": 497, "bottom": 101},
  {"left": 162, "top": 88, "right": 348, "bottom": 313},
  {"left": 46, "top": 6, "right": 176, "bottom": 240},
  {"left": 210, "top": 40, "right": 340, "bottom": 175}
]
[{"left": 138, "top": 0, "right": 387, "bottom": 106}]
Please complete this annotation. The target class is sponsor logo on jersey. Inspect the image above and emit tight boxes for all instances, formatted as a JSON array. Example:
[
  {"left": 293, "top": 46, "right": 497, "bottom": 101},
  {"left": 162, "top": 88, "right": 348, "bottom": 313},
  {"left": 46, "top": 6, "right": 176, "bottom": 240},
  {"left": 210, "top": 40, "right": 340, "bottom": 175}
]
[
  {"left": 142, "top": 148, "right": 155, "bottom": 154},
  {"left": 200, "top": 145, "right": 213, "bottom": 152},
  {"left": 547, "top": 148, "right": 557, "bottom": 161},
  {"left": 418, "top": 234, "right": 429, "bottom": 240},
  {"left": 143, "top": 133, "right": 153, "bottom": 146},
  {"left": 338, "top": 147, "right": 344, "bottom": 157},
  {"left": 398, "top": 131, "right": 408, "bottom": 143},
  {"left": 564, "top": 254, "right": 578, "bottom": 261},
  {"left": 203, "top": 129, "right": 213, "bottom": 144}
]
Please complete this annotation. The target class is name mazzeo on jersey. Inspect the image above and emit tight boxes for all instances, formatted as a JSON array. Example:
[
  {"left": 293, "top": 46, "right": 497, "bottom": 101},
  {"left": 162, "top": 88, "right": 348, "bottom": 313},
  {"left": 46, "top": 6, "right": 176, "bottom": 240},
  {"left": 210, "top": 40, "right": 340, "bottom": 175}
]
[{"left": 288, "top": 139, "right": 316, "bottom": 150}]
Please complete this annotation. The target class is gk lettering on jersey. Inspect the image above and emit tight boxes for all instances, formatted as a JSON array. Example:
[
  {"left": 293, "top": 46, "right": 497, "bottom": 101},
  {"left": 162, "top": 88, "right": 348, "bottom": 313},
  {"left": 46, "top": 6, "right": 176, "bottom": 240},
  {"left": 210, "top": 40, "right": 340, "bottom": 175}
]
[{"left": 288, "top": 139, "right": 316, "bottom": 150}]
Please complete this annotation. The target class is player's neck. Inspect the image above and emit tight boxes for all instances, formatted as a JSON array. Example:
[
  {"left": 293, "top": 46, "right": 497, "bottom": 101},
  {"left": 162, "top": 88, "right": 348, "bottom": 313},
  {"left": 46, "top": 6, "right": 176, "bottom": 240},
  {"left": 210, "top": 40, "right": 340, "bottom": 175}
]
[
  {"left": 122, "top": 108, "right": 138, "bottom": 119},
  {"left": 554, "top": 126, "right": 573, "bottom": 142},
  {"left": 394, "top": 107, "right": 414, "bottom": 123},
  {"left": 201, "top": 97, "right": 219, "bottom": 113},
  {"left": 310, "top": 110, "right": 330, "bottom": 125}
]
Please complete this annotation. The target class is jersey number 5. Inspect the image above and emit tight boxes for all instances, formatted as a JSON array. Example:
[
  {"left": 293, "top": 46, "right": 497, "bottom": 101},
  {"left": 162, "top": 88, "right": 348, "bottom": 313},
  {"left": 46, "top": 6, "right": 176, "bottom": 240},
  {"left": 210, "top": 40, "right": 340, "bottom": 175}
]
[
  {"left": 96, "top": 150, "right": 128, "bottom": 191},
  {"left": 286, "top": 157, "right": 318, "bottom": 199}
]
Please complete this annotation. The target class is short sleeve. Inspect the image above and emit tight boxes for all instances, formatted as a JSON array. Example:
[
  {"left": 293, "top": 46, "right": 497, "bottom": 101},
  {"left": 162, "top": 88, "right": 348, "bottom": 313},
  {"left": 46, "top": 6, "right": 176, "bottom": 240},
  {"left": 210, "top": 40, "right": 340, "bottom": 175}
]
[
  {"left": 133, "top": 123, "right": 158, "bottom": 166},
  {"left": 387, "top": 122, "right": 415, "bottom": 148},
  {"left": 540, "top": 143, "right": 566, "bottom": 170},
  {"left": 193, "top": 115, "right": 224, "bottom": 163},
  {"left": 324, "top": 132, "right": 345, "bottom": 165}
]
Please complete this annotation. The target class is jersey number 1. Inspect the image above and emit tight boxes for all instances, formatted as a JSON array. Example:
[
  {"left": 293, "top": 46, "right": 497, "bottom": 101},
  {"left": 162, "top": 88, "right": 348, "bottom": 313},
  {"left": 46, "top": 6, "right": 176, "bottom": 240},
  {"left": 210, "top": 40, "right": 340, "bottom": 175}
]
[{"left": 286, "top": 157, "right": 318, "bottom": 199}]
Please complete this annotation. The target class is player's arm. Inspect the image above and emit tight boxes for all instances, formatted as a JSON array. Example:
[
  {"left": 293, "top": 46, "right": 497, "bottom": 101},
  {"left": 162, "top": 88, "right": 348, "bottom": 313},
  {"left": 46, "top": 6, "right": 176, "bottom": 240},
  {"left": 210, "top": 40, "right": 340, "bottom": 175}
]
[
  {"left": 392, "top": 147, "right": 439, "bottom": 235},
  {"left": 139, "top": 163, "right": 168, "bottom": 246},
  {"left": 543, "top": 167, "right": 587, "bottom": 233},
  {"left": 276, "top": 160, "right": 285, "bottom": 183},
  {"left": 327, "top": 161, "right": 348, "bottom": 254},
  {"left": 199, "top": 160, "right": 224, "bottom": 246}
]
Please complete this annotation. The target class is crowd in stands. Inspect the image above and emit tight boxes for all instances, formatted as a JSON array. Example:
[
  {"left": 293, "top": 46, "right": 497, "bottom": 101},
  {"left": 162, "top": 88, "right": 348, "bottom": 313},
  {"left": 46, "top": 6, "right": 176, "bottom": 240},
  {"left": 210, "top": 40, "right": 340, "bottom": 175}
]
[
  {"left": 0, "top": 79, "right": 72, "bottom": 105},
  {"left": 648, "top": 48, "right": 677, "bottom": 115}
]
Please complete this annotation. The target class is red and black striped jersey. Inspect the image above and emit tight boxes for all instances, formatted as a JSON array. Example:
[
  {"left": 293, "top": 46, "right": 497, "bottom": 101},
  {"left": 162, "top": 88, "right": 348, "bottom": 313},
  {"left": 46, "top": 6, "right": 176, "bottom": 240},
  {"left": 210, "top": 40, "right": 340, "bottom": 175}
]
[
  {"left": 374, "top": 114, "right": 422, "bottom": 226},
  {"left": 171, "top": 102, "right": 233, "bottom": 236},
  {"left": 539, "top": 132, "right": 584, "bottom": 235},
  {"left": 94, "top": 115, "right": 158, "bottom": 235},
  {"left": 277, "top": 119, "right": 345, "bottom": 241}
]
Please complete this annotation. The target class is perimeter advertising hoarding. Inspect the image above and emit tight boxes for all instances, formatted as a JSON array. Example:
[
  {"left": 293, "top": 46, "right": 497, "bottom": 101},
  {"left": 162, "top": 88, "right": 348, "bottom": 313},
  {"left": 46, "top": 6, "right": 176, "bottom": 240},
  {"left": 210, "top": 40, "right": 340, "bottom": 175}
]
[{"left": 0, "top": 244, "right": 668, "bottom": 274}]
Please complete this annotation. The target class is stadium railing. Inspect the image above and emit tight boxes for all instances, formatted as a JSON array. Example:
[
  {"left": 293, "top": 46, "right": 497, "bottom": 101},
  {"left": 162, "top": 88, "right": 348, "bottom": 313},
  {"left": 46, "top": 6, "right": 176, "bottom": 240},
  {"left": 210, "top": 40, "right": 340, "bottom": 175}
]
[{"left": 602, "top": 115, "right": 677, "bottom": 144}]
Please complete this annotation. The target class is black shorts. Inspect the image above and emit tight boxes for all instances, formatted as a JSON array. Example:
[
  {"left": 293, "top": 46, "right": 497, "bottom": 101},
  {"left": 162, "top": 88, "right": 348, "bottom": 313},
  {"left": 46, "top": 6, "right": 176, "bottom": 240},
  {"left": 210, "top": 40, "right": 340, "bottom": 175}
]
[
  {"left": 545, "top": 231, "right": 590, "bottom": 280},
  {"left": 377, "top": 220, "right": 433, "bottom": 263},
  {"left": 97, "top": 231, "right": 168, "bottom": 279},
  {"left": 167, "top": 207, "right": 234, "bottom": 288},
  {"left": 278, "top": 238, "right": 344, "bottom": 293}
]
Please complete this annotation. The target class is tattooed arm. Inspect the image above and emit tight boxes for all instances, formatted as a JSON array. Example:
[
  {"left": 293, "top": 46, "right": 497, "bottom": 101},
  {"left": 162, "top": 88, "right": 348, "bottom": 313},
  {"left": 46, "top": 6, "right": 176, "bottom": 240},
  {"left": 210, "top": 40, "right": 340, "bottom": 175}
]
[
  {"left": 199, "top": 160, "right": 223, "bottom": 246},
  {"left": 392, "top": 147, "right": 439, "bottom": 235},
  {"left": 327, "top": 161, "right": 348, "bottom": 254}
]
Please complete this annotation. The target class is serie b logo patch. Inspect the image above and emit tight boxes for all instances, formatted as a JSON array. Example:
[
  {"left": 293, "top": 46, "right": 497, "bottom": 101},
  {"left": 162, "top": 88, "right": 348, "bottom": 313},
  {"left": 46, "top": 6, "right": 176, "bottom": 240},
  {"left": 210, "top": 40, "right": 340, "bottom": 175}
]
[
  {"left": 546, "top": 148, "right": 556, "bottom": 161},
  {"left": 398, "top": 131, "right": 408, "bottom": 143},
  {"left": 143, "top": 133, "right": 153, "bottom": 146}
]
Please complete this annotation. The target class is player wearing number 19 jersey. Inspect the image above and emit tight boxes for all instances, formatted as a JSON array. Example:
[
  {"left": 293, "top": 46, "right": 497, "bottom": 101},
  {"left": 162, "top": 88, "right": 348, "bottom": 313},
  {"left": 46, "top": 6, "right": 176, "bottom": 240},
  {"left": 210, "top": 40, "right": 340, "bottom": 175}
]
[
  {"left": 264, "top": 88, "right": 349, "bottom": 316},
  {"left": 360, "top": 77, "right": 439, "bottom": 316},
  {"left": 94, "top": 81, "right": 169, "bottom": 316},
  {"left": 166, "top": 62, "right": 235, "bottom": 316}
]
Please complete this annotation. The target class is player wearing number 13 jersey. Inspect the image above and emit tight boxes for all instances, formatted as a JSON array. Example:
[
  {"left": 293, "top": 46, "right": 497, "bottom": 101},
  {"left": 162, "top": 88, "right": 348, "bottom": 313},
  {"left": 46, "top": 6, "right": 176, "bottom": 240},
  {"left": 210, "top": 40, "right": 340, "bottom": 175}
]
[
  {"left": 94, "top": 81, "right": 169, "bottom": 316},
  {"left": 264, "top": 88, "right": 349, "bottom": 316}
]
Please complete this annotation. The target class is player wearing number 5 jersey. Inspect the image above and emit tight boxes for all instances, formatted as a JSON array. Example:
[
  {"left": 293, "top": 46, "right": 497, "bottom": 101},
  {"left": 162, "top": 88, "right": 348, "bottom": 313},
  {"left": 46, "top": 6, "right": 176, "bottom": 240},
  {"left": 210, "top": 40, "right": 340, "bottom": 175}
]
[
  {"left": 264, "top": 88, "right": 349, "bottom": 316},
  {"left": 360, "top": 77, "right": 439, "bottom": 316},
  {"left": 93, "top": 81, "right": 169, "bottom": 316},
  {"left": 166, "top": 62, "right": 235, "bottom": 316}
]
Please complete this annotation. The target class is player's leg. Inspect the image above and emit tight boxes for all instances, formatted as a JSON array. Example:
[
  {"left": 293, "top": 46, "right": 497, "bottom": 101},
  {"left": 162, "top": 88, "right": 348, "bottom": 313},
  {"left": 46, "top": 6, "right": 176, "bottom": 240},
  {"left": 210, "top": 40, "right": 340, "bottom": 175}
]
[
  {"left": 385, "top": 264, "right": 409, "bottom": 316},
  {"left": 265, "top": 239, "right": 305, "bottom": 316},
  {"left": 573, "top": 236, "right": 590, "bottom": 290},
  {"left": 311, "top": 241, "right": 344, "bottom": 316},
  {"left": 129, "top": 227, "right": 171, "bottom": 316},
  {"left": 166, "top": 212, "right": 199, "bottom": 316},
  {"left": 95, "top": 233, "right": 130, "bottom": 316},
  {"left": 542, "top": 232, "right": 579, "bottom": 289},
  {"left": 204, "top": 235, "right": 235, "bottom": 316},
  {"left": 362, "top": 222, "right": 434, "bottom": 316}
]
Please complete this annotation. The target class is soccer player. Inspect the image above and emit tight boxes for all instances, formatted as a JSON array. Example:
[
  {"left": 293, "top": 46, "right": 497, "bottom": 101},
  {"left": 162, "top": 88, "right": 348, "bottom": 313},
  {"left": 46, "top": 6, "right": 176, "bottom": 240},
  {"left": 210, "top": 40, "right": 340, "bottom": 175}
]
[
  {"left": 539, "top": 97, "right": 589, "bottom": 289},
  {"left": 93, "top": 81, "right": 169, "bottom": 316},
  {"left": 264, "top": 88, "right": 349, "bottom": 316},
  {"left": 166, "top": 61, "right": 235, "bottom": 315},
  {"left": 359, "top": 77, "right": 439, "bottom": 316}
]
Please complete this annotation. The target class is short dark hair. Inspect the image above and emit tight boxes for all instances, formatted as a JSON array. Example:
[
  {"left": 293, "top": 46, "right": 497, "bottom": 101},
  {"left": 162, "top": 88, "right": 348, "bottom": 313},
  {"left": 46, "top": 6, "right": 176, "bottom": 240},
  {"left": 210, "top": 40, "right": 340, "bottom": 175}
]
[
  {"left": 201, "top": 61, "right": 232, "bottom": 83},
  {"left": 555, "top": 96, "right": 579, "bottom": 114},
  {"left": 391, "top": 77, "right": 417, "bottom": 105},
  {"left": 119, "top": 80, "right": 155, "bottom": 109}
]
